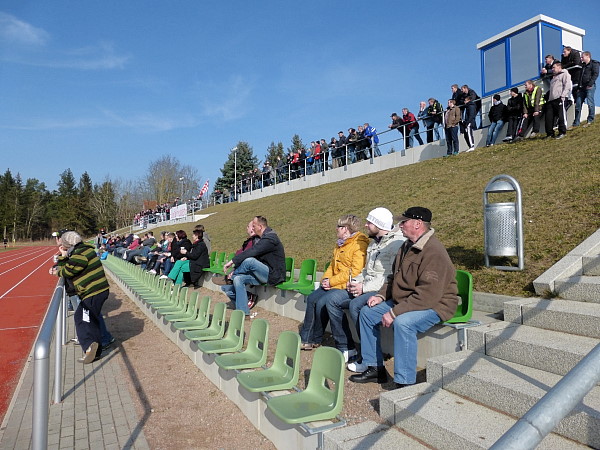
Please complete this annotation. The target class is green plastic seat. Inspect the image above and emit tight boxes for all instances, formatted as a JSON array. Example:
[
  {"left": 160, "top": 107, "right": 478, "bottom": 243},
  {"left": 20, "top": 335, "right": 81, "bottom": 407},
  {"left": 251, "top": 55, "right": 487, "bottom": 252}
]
[
  {"left": 444, "top": 269, "right": 474, "bottom": 324},
  {"left": 277, "top": 257, "right": 295, "bottom": 285},
  {"left": 215, "top": 319, "right": 269, "bottom": 370},
  {"left": 212, "top": 252, "right": 235, "bottom": 275},
  {"left": 237, "top": 331, "right": 301, "bottom": 393},
  {"left": 184, "top": 302, "right": 227, "bottom": 341},
  {"left": 164, "top": 292, "right": 198, "bottom": 321},
  {"left": 197, "top": 310, "right": 245, "bottom": 354},
  {"left": 266, "top": 346, "right": 345, "bottom": 424},
  {"left": 172, "top": 296, "right": 211, "bottom": 330},
  {"left": 144, "top": 283, "right": 181, "bottom": 306},
  {"left": 204, "top": 251, "right": 226, "bottom": 273},
  {"left": 277, "top": 259, "right": 317, "bottom": 293},
  {"left": 153, "top": 287, "right": 188, "bottom": 313},
  {"left": 207, "top": 250, "right": 217, "bottom": 267}
]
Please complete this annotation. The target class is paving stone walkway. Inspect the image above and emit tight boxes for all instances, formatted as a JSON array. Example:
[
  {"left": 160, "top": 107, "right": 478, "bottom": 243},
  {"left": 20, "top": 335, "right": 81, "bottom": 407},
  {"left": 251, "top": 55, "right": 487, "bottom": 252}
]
[{"left": 0, "top": 318, "right": 149, "bottom": 450}]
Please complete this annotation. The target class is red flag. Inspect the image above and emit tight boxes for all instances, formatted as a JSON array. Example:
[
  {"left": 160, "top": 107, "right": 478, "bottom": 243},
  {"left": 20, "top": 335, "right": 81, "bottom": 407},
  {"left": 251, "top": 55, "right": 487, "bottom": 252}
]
[{"left": 198, "top": 179, "right": 209, "bottom": 198}]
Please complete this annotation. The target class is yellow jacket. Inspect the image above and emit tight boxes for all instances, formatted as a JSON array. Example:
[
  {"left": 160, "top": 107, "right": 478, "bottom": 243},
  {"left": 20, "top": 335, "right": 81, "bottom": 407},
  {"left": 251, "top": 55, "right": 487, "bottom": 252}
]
[{"left": 322, "top": 232, "right": 369, "bottom": 289}]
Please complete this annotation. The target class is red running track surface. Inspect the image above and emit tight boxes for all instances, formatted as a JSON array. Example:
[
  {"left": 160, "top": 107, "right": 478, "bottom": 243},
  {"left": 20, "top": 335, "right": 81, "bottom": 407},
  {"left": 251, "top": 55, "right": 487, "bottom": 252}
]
[{"left": 0, "top": 246, "right": 60, "bottom": 424}]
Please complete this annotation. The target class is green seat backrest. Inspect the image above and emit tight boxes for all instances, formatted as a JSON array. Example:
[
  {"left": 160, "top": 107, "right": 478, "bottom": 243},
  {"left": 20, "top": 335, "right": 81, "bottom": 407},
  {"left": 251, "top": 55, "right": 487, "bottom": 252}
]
[
  {"left": 196, "top": 295, "right": 211, "bottom": 323},
  {"left": 303, "top": 346, "right": 345, "bottom": 412},
  {"left": 207, "top": 302, "right": 227, "bottom": 333},
  {"left": 208, "top": 250, "right": 217, "bottom": 266},
  {"left": 198, "top": 309, "right": 246, "bottom": 353},
  {"left": 214, "top": 318, "right": 269, "bottom": 370},
  {"left": 445, "top": 269, "right": 474, "bottom": 324},
  {"left": 283, "top": 257, "right": 295, "bottom": 283},
  {"left": 297, "top": 259, "right": 317, "bottom": 286}
]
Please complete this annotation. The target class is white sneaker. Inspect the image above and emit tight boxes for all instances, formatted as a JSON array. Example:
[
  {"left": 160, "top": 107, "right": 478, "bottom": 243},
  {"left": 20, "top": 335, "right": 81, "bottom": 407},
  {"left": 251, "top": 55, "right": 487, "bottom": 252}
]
[
  {"left": 343, "top": 349, "right": 358, "bottom": 363},
  {"left": 466, "top": 146, "right": 475, "bottom": 152},
  {"left": 159, "top": 275, "right": 169, "bottom": 279},
  {"left": 347, "top": 361, "right": 367, "bottom": 373},
  {"left": 148, "top": 269, "right": 157, "bottom": 275}
]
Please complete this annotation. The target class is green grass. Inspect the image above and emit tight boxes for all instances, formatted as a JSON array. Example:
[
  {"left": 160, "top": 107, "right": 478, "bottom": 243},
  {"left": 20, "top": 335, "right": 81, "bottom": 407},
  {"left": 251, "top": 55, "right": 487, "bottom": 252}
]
[{"left": 157, "top": 125, "right": 600, "bottom": 297}]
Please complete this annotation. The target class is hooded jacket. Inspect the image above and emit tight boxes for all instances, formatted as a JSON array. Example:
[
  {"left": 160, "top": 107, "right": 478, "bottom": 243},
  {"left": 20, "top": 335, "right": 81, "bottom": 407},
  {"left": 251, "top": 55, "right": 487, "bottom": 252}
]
[
  {"left": 548, "top": 69, "right": 572, "bottom": 101},
  {"left": 354, "top": 231, "right": 405, "bottom": 293},
  {"left": 232, "top": 227, "right": 286, "bottom": 285},
  {"left": 323, "top": 232, "right": 370, "bottom": 290}
]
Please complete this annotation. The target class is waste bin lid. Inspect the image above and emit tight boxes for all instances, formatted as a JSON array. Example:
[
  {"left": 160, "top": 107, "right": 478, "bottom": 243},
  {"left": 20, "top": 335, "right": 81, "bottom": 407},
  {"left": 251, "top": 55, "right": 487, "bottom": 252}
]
[{"left": 485, "top": 179, "right": 515, "bottom": 193}]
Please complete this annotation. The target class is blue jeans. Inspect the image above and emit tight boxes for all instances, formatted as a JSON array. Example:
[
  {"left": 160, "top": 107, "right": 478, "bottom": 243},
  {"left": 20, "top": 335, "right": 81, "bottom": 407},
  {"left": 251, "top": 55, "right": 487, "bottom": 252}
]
[
  {"left": 299, "top": 288, "right": 343, "bottom": 345},
  {"left": 221, "top": 257, "right": 268, "bottom": 315},
  {"left": 486, "top": 120, "right": 505, "bottom": 145},
  {"left": 359, "top": 301, "right": 440, "bottom": 384},
  {"left": 325, "top": 291, "right": 373, "bottom": 351},
  {"left": 574, "top": 84, "right": 596, "bottom": 126}
]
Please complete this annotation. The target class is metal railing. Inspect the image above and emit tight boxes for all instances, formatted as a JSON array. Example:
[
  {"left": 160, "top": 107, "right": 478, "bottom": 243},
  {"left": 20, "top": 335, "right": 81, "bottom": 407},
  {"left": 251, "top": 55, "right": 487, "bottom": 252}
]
[
  {"left": 491, "top": 342, "right": 600, "bottom": 449},
  {"left": 32, "top": 279, "right": 66, "bottom": 450}
]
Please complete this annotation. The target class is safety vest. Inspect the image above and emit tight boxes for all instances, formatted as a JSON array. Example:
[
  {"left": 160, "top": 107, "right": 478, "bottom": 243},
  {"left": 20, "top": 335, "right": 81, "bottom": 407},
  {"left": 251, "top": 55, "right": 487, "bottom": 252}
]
[{"left": 524, "top": 86, "right": 545, "bottom": 109}]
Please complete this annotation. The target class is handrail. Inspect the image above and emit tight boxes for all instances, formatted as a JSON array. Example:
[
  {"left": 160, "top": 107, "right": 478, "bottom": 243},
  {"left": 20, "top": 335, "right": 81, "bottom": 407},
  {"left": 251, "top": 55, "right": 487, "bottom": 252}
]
[
  {"left": 32, "top": 279, "right": 66, "bottom": 450},
  {"left": 490, "top": 342, "right": 600, "bottom": 449}
]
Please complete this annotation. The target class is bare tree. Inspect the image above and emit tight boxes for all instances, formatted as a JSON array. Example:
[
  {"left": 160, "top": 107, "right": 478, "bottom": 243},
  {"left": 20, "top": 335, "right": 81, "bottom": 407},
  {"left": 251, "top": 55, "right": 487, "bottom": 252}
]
[{"left": 142, "top": 155, "right": 201, "bottom": 205}]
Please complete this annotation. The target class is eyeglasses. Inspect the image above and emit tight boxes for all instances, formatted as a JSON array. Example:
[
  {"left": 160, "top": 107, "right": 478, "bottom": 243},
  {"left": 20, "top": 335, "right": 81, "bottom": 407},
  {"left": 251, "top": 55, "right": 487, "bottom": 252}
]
[{"left": 336, "top": 225, "right": 346, "bottom": 228}]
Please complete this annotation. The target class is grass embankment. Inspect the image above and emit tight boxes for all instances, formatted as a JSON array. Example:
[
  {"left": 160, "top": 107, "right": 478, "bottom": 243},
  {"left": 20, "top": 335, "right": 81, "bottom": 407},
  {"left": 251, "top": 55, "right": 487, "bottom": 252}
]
[{"left": 157, "top": 125, "right": 599, "bottom": 297}]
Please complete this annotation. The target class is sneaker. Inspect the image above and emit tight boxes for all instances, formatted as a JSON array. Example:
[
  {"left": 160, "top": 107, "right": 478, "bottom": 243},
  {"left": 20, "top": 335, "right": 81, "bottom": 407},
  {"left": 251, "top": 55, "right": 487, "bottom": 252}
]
[
  {"left": 247, "top": 293, "right": 257, "bottom": 310},
  {"left": 102, "top": 337, "right": 115, "bottom": 351},
  {"left": 159, "top": 275, "right": 170, "bottom": 280},
  {"left": 212, "top": 275, "right": 232, "bottom": 285},
  {"left": 343, "top": 349, "right": 358, "bottom": 363},
  {"left": 148, "top": 269, "right": 157, "bottom": 275},
  {"left": 347, "top": 361, "right": 368, "bottom": 373},
  {"left": 529, "top": 132, "right": 537, "bottom": 137},
  {"left": 69, "top": 337, "right": 79, "bottom": 344},
  {"left": 78, "top": 342, "right": 99, "bottom": 364},
  {"left": 583, "top": 123, "right": 591, "bottom": 128},
  {"left": 554, "top": 134, "right": 566, "bottom": 140},
  {"left": 466, "top": 147, "right": 475, "bottom": 152}
]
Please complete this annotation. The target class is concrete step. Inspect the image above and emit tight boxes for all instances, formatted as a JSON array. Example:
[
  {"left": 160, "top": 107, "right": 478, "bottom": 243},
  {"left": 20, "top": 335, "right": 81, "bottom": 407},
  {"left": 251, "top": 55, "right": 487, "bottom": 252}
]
[
  {"left": 426, "top": 351, "right": 600, "bottom": 447},
  {"left": 323, "top": 420, "right": 427, "bottom": 449},
  {"left": 467, "top": 322, "right": 599, "bottom": 376},
  {"left": 379, "top": 383, "right": 586, "bottom": 449},
  {"left": 554, "top": 275, "right": 600, "bottom": 303},
  {"left": 504, "top": 298, "right": 600, "bottom": 339},
  {"left": 582, "top": 255, "right": 600, "bottom": 276}
]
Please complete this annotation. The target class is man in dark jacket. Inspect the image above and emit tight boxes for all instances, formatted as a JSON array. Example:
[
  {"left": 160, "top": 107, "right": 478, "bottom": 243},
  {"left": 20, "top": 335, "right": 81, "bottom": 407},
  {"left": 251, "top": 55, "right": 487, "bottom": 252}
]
[
  {"left": 220, "top": 216, "right": 286, "bottom": 315},
  {"left": 486, "top": 94, "right": 508, "bottom": 146},
  {"left": 349, "top": 207, "right": 459, "bottom": 388},
  {"left": 462, "top": 96, "right": 477, "bottom": 151},
  {"left": 504, "top": 88, "right": 523, "bottom": 142},
  {"left": 573, "top": 51, "right": 598, "bottom": 127},
  {"left": 561, "top": 46, "right": 582, "bottom": 95}
]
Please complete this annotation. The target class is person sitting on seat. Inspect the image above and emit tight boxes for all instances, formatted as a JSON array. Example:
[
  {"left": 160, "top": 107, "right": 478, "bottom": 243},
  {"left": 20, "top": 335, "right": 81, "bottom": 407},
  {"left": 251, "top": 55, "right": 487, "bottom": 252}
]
[{"left": 299, "top": 214, "right": 369, "bottom": 351}]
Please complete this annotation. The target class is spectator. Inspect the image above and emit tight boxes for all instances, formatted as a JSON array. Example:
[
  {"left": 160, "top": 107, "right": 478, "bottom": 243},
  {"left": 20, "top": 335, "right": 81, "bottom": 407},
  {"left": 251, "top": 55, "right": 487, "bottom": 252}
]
[
  {"left": 544, "top": 61, "right": 572, "bottom": 140},
  {"left": 417, "top": 101, "right": 432, "bottom": 143},
  {"left": 518, "top": 80, "right": 545, "bottom": 139},
  {"left": 182, "top": 229, "right": 210, "bottom": 288},
  {"left": 299, "top": 215, "right": 369, "bottom": 351},
  {"left": 162, "top": 230, "right": 192, "bottom": 280},
  {"left": 336, "top": 131, "right": 348, "bottom": 167},
  {"left": 541, "top": 54, "right": 558, "bottom": 93},
  {"left": 461, "top": 96, "right": 477, "bottom": 151},
  {"left": 127, "top": 231, "right": 156, "bottom": 263},
  {"left": 347, "top": 128, "right": 358, "bottom": 163},
  {"left": 451, "top": 84, "right": 465, "bottom": 107},
  {"left": 355, "top": 126, "right": 368, "bottom": 161},
  {"left": 349, "top": 207, "right": 459, "bottom": 388},
  {"left": 325, "top": 208, "right": 404, "bottom": 364},
  {"left": 388, "top": 113, "right": 404, "bottom": 147},
  {"left": 504, "top": 87, "right": 524, "bottom": 142},
  {"left": 363, "top": 123, "right": 381, "bottom": 157},
  {"left": 313, "top": 140, "right": 323, "bottom": 173},
  {"left": 217, "top": 216, "right": 286, "bottom": 316},
  {"left": 573, "top": 51, "right": 598, "bottom": 128},
  {"left": 561, "top": 46, "right": 582, "bottom": 97},
  {"left": 227, "top": 220, "right": 260, "bottom": 307},
  {"left": 321, "top": 139, "right": 331, "bottom": 170},
  {"left": 486, "top": 94, "right": 508, "bottom": 147},
  {"left": 402, "top": 108, "right": 423, "bottom": 148},
  {"left": 50, "top": 231, "right": 110, "bottom": 364},
  {"left": 444, "top": 99, "right": 461, "bottom": 156},
  {"left": 461, "top": 84, "right": 482, "bottom": 127},
  {"left": 427, "top": 98, "right": 444, "bottom": 142},
  {"left": 194, "top": 224, "right": 211, "bottom": 252},
  {"left": 149, "top": 232, "right": 175, "bottom": 275},
  {"left": 329, "top": 137, "right": 339, "bottom": 169}
]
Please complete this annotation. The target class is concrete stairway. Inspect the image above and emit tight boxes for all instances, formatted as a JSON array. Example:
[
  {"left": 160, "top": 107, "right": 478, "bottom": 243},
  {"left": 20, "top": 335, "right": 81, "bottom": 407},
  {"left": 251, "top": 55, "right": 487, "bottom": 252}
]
[{"left": 325, "top": 232, "right": 600, "bottom": 449}]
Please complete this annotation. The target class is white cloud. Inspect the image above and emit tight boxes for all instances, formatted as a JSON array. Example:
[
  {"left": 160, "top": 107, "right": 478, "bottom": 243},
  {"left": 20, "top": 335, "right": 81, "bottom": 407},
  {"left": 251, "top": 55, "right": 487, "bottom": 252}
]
[
  {"left": 199, "top": 75, "right": 254, "bottom": 121},
  {"left": 0, "top": 12, "right": 49, "bottom": 46}
]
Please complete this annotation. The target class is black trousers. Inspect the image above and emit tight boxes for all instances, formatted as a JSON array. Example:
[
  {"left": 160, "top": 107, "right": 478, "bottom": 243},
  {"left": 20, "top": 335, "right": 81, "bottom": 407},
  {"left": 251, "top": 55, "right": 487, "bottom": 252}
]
[
  {"left": 75, "top": 290, "right": 109, "bottom": 355},
  {"left": 545, "top": 98, "right": 567, "bottom": 136}
]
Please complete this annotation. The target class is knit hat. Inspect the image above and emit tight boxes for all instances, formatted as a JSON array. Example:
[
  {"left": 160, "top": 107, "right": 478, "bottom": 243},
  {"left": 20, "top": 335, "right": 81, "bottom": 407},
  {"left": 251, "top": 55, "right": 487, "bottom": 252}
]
[
  {"left": 510, "top": 87, "right": 519, "bottom": 94},
  {"left": 366, "top": 207, "right": 394, "bottom": 231},
  {"left": 60, "top": 231, "right": 82, "bottom": 248}
]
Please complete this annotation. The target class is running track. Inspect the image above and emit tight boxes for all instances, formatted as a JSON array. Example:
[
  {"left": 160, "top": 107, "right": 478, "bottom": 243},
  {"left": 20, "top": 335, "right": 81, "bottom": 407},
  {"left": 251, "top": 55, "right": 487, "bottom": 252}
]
[{"left": 0, "top": 246, "right": 59, "bottom": 424}]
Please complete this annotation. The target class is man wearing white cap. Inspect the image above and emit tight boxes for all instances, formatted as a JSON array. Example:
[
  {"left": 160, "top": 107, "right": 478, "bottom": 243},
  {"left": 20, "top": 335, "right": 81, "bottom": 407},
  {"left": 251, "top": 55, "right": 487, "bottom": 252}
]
[{"left": 326, "top": 207, "right": 405, "bottom": 363}]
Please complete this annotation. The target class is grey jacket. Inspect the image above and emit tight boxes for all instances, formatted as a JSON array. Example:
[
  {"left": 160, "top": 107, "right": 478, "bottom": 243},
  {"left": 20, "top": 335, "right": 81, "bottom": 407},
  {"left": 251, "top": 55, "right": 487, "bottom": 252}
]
[
  {"left": 548, "top": 69, "right": 572, "bottom": 101},
  {"left": 354, "top": 230, "right": 405, "bottom": 293}
]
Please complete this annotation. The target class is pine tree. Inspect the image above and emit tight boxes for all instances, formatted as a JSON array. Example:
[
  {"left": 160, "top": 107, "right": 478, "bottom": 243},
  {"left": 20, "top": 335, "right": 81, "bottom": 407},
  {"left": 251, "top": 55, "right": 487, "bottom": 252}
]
[
  {"left": 264, "top": 141, "right": 285, "bottom": 167},
  {"left": 215, "top": 142, "right": 259, "bottom": 192},
  {"left": 78, "top": 172, "right": 97, "bottom": 235},
  {"left": 51, "top": 169, "right": 80, "bottom": 232}
]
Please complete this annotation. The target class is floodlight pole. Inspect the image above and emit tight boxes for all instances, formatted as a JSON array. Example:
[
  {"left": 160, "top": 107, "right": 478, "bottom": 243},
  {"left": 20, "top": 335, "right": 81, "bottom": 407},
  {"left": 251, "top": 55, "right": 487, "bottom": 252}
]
[
  {"left": 179, "top": 176, "right": 185, "bottom": 200},
  {"left": 232, "top": 146, "right": 238, "bottom": 201}
]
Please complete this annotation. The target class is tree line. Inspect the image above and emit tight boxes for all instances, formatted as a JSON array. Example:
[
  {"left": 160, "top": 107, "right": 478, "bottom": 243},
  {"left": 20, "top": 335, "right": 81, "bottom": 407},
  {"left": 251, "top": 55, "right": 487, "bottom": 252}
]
[{"left": 0, "top": 155, "right": 201, "bottom": 241}]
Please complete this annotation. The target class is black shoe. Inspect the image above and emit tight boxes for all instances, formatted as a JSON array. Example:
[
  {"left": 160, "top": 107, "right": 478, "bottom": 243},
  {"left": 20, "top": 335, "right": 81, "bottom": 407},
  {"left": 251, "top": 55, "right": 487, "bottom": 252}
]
[
  {"left": 394, "top": 383, "right": 411, "bottom": 389},
  {"left": 349, "top": 366, "right": 387, "bottom": 384},
  {"left": 101, "top": 337, "right": 115, "bottom": 351}
]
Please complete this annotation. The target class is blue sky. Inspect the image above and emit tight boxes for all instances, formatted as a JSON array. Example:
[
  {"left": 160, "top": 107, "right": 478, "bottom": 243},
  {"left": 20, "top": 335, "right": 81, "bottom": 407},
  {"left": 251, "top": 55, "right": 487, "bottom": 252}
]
[{"left": 1, "top": 1, "right": 598, "bottom": 193}]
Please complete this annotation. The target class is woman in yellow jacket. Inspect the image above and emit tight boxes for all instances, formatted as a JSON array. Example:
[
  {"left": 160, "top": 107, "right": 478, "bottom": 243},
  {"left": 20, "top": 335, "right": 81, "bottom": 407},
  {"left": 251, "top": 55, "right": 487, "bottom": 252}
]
[{"left": 300, "top": 214, "right": 369, "bottom": 350}]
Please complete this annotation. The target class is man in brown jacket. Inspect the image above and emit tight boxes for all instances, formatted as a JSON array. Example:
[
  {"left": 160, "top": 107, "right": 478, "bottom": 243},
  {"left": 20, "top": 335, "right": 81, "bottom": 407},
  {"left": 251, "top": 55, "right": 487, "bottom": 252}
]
[
  {"left": 444, "top": 99, "right": 462, "bottom": 156},
  {"left": 350, "top": 207, "right": 459, "bottom": 388}
]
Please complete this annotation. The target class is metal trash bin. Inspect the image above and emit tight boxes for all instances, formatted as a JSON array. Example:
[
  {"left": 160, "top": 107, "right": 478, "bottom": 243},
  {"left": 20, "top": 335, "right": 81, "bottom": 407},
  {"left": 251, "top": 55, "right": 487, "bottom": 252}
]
[{"left": 483, "top": 175, "right": 524, "bottom": 271}]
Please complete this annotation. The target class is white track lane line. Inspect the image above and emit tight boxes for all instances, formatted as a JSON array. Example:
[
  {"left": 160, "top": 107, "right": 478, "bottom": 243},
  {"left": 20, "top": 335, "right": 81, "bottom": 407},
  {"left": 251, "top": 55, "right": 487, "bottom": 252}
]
[
  {"left": 0, "top": 249, "right": 55, "bottom": 277},
  {"left": 0, "top": 248, "right": 50, "bottom": 266},
  {"left": 0, "top": 253, "right": 57, "bottom": 299}
]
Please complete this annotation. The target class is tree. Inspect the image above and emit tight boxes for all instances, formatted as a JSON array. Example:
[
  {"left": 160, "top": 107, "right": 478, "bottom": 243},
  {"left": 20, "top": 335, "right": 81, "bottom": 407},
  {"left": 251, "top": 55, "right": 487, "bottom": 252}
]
[
  {"left": 20, "top": 178, "right": 49, "bottom": 240},
  {"left": 287, "top": 134, "right": 305, "bottom": 154},
  {"left": 78, "top": 171, "right": 96, "bottom": 235},
  {"left": 90, "top": 179, "right": 118, "bottom": 231},
  {"left": 50, "top": 169, "right": 80, "bottom": 232},
  {"left": 214, "top": 141, "right": 259, "bottom": 192},
  {"left": 142, "top": 155, "right": 201, "bottom": 205},
  {"left": 264, "top": 141, "right": 285, "bottom": 167}
]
